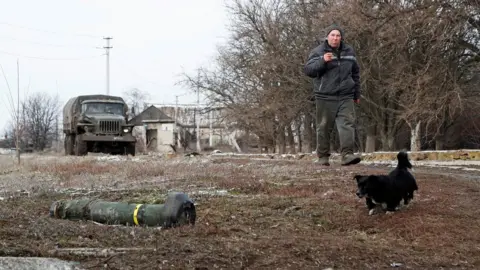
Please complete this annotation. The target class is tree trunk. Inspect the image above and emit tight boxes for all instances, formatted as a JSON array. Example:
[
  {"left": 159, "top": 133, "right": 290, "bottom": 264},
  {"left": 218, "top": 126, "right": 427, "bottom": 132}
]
[
  {"left": 380, "top": 133, "right": 396, "bottom": 151},
  {"left": 303, "top": 111, "right": 314, "bottom": 153},
  {"left": 277, "top": 125, "right": 287, "bottom": 154},
  {"left": 386, "top": 137, "right": 395, "bottom": 151},
  {"left": 410, "top": 121, "right": 422, "bottom": 152},
  {"left": 379, "top": 128, "right": 396, "bottom": 151},
  {"left": 435, "top": 135, "right": 445, "bottom": 150},
  {"left": 287, "top": 124, "right": 296, "bottom": 154},
  {"left": 229, "top": 130, "right": 242, "bottom": 153},
  {"left": 365, "top": 124, "right": 376, "bottom": 153},
  {"left": 243, "top": 129, "right": 250, "bottom": 151},
  {"left": 296, "top": 118, "right": 302, "bottom": 153},
  {"left": 435, "top": 117, "right": 451, "bottom": 150}
]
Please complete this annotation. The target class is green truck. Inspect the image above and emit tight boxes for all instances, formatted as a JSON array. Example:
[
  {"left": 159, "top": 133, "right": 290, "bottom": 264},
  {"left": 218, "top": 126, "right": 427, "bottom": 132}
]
[{"left": 63, "top": 94, "right": 136, "bottom": 156}]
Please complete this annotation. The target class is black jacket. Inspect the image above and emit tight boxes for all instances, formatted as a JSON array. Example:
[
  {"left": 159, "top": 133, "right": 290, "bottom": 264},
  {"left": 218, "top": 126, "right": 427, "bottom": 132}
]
[{"left": 304, "top": 40, "right": 361, "bottom": 101}]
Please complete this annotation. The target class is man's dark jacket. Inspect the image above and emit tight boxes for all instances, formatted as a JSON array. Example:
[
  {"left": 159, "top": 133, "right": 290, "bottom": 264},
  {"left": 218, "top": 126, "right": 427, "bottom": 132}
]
[{"left": 304, "top": 40, "right": 361, "bottom": 101}]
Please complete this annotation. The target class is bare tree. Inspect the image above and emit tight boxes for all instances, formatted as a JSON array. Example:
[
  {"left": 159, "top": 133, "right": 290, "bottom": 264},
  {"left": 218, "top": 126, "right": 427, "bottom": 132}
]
[
  {"left": 327, "top": 0, "right": 480, "bottom": 151},
  {"left": 179, "top": 0, "right": 480, "bottom": 153},
  {"left": 123, "top": 88, "right": 151, "bottom": 119},
  {"left": 3, "top": 92, "right": 60, "bottom": 152},
  {"left": 180, "top": 0, "right": 321, "bottom": 154},
  {"left": 21, "top": 92, "right": 60, "bottom": 151}
]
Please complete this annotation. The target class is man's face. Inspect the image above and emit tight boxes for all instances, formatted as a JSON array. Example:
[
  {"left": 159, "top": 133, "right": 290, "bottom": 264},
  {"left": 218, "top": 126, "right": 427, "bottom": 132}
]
[{"left": 327, "top": 30, "right": 341, "bottom": 48}]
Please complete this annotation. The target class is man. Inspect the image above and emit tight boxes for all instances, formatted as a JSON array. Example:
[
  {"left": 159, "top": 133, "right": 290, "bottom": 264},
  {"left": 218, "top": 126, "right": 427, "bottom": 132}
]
[{"left": 304, "top": 24, "right": 361, "bottom": 166}]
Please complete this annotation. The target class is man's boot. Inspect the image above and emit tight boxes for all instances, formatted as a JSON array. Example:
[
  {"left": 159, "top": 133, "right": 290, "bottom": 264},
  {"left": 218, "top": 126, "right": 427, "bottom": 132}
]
[
  {"left": 315, "top": 156, "right": 330, "bottom": 166},
  {"left": 341, "top": 154, "right": 361, "bottom": 166}
]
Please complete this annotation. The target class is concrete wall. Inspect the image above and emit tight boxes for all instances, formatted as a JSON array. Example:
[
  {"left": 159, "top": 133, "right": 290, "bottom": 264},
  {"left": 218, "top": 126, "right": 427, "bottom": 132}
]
[
  {"left": 132, "top": 126, "right": 147, "bottom": 153},
  {"left": 135, "top": 122, "right": 176, "bottom": 153},
  {"left": 135, "top": 121, "right": 234, "bottom": 153},
  {"left": 197, "top": 127, "right": 230, "bottom": 146}
]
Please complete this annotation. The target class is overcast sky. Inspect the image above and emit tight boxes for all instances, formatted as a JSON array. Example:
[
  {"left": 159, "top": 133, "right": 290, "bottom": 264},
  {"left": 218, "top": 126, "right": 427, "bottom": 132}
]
[{"left": 0, "top": 0, "right": 229, "bottom": 134}]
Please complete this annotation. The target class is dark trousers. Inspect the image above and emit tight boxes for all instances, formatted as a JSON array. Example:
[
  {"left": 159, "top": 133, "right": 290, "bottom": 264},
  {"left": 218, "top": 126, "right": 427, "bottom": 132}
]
[{"left": 315, "top": 99, "right": 356, "bottom": 158}]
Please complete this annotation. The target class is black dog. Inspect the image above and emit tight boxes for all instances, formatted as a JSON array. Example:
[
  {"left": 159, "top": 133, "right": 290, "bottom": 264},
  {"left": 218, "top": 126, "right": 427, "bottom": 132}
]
[
  {"left": 354, "top": 174, "right": 403, "bottom": 214},
  {"left": 388, "top": 151, "right": 418, "bottom": 205},
  {"left": 354, "top": 151, "right": 418, "bottom": 215}
]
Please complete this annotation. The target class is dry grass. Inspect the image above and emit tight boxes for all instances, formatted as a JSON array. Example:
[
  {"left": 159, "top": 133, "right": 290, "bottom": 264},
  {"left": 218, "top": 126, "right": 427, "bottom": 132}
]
[{"left": 0, "top": 153, "right": 480, "bottom": 269}]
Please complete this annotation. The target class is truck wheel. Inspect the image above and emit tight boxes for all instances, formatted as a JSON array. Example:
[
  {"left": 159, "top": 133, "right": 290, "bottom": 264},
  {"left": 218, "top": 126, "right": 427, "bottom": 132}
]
[
  {"left": 65, "top": 135, "right": 74, "bottom": 155},
  {"left": 74, "top": 135, "right": 88, "bottom": 156},
  {"left": 125, "top": 143, "right": 136, "bottom": 156}
]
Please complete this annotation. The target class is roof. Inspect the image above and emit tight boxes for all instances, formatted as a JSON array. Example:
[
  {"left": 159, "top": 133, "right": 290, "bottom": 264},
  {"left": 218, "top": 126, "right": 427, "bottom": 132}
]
[
  {"left": 141, "top": 119, "right": 175, "bottom": 123},
  {"left": 128, "top": 105, "right": 174, "bottom": 126}
]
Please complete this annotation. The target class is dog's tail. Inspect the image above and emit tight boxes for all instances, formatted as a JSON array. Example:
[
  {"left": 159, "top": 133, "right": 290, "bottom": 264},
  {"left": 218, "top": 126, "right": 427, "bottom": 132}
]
[{"left": 397, "top": 151, "right": 413, "bottom": 169}]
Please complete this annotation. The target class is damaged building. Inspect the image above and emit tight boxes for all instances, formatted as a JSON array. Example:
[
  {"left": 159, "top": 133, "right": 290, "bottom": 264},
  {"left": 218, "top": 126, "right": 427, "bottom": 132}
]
[{"left": 129, "top": 103, "right": 238, "bottom": 153}]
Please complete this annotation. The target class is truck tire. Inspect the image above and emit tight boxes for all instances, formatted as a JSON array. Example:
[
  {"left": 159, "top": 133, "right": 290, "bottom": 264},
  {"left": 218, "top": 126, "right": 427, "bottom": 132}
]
[
  {"left": 74, "top": 135, "right": 88, "bottom": 156},
  {"left": 125, "top": 143, "right": 136, "bottom": 156},
  {"left": 64, "top": 135, "right": 75, "bottom": 155}
]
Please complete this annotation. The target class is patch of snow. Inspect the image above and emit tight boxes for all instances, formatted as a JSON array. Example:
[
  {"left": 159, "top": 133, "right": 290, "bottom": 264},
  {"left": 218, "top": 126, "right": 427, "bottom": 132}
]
[
  {"left": 93, "top": 155, "right": 142, "bottom": 162},
  {"left": 0, "top": 148, "right": 15, "bottom": 155},
  {"left": 190, "top": 189, "right": 230, "bottom": 196},
  {"left": 361, "top": 149, "right": 480, "bottom": 154},
  {"left": 0, "top": 257, "right": 81, "bottom": 270},
  {"left": 362, "top": 159, "right": 480, "bottom": 172}
]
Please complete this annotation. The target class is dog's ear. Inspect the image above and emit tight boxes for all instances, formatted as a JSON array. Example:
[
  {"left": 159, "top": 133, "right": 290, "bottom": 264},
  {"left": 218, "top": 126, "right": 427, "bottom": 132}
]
[
  {"left": 367, "top": 175, "right": 379, "bottom": 183},
  {"left": 353, "top": 174, "right": 363, "bottom": 182}
]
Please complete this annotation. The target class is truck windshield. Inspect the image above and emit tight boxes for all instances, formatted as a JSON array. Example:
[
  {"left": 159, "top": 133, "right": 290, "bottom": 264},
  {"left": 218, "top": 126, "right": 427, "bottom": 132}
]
[{"left": 83, "top": 102, "right": 124, "bottom": 115}]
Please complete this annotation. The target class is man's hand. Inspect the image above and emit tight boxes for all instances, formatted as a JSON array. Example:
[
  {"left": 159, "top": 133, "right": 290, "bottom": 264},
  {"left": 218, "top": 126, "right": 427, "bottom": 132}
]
[
  {"left": 323, "top": 52, "right": 333, "bottom": 62},
  {"left": 354, "top": 99, "right": 360, "bottom": 104}
]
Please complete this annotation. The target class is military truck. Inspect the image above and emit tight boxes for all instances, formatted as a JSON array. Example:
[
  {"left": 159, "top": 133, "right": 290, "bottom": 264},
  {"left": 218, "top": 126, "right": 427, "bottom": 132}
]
[{"left": 63, "top": 94, "right": 136, "bottom": 156}]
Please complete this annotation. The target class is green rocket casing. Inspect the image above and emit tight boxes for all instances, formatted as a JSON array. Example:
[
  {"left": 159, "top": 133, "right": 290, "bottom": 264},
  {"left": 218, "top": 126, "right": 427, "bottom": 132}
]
[{"left": 49, "top": 192, "right": 196, "bottom": 228}]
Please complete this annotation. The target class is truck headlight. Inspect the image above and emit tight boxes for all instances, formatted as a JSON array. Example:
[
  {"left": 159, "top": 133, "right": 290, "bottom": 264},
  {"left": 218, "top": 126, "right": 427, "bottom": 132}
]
[{"left": 123, "top": 128, "right": 130, "bottom": 133}]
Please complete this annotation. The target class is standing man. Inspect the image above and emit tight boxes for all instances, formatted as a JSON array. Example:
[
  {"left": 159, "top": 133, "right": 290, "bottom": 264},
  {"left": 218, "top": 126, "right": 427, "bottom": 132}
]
[{"left": 304, "top": 24, "right": 361, "bottom": 166}]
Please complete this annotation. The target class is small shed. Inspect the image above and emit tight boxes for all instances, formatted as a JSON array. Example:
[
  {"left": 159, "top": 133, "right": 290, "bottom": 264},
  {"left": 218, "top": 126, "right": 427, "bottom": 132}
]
[{"left": 129, "top": 106, "right": 176, "bottom": 153}]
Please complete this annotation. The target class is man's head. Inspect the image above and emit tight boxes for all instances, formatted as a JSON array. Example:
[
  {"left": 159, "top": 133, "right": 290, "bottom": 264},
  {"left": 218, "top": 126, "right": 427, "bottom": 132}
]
[{"left": 325, "top": 24, "right": 344, "bottom": 48}]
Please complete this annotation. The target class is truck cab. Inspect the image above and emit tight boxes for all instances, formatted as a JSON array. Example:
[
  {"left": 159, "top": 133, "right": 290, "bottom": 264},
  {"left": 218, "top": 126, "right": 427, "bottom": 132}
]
[{"left": 63, "top": 95, "right": 136, "bottom": 156}]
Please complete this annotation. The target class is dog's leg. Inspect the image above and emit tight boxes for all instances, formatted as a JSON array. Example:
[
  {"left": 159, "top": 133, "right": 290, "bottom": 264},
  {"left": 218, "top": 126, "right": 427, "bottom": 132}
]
[
  {"left": 403, "top": 195, "right": 410, "bottom": 205},
  {"left": 386, "top": 202, "right": 398, "bottom": 214},
  {"left": 366, "top": 198, "right": 376, "bottom": 209},
  {"left": 366, "top": 198, "right": 378, "bottom": 215},
  {"left": 404, "top": 190, "right": 415, "bottom": 205}
]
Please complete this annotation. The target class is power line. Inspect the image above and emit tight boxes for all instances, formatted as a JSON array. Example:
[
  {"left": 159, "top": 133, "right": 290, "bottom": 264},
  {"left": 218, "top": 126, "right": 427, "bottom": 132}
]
[
  {"left": 0, "top": 63, "right": 17, "bottom": 123},
  {"left": 16, "top": 59, "right": 20, "bottom": 164},
  {"left": 0, "top": 21, "right": 102, "bottom": 39},
  {"left": 0, "top": 35, "right": 98, "bottom": 49},
  {"left": 0, "top": 49, "right": 104, "bottom": 61}
]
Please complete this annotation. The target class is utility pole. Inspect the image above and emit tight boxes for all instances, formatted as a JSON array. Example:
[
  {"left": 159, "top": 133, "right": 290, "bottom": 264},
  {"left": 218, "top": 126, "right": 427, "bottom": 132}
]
[
  {"left": 209, "top": 109, "right": 213, "bottom": 147},
  {"left": 16, "top": 59, "right": 20, "bottom": 165},
  {"left": 175, "top": 95, "right": 181, "bottom": 148},
  {"left": 55, "top": 116, "right": 58, "bottom": 150},
  {"left": 174, "top": 95, "right": 178, "bottom": 129},
  {"left": 103, "top": 37, "right": 112, "bottom": 95},
  {"left": 196, "top": 71, "right": 201, "bottom": 152},
  {"left": 55, "top": 80, "right": 60, "bottom": 151}
]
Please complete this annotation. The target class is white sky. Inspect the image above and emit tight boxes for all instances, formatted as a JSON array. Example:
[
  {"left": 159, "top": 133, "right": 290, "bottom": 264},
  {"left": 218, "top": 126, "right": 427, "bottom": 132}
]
[{"left": 0, "top": 0, "right": 229, "bottom": 133}]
